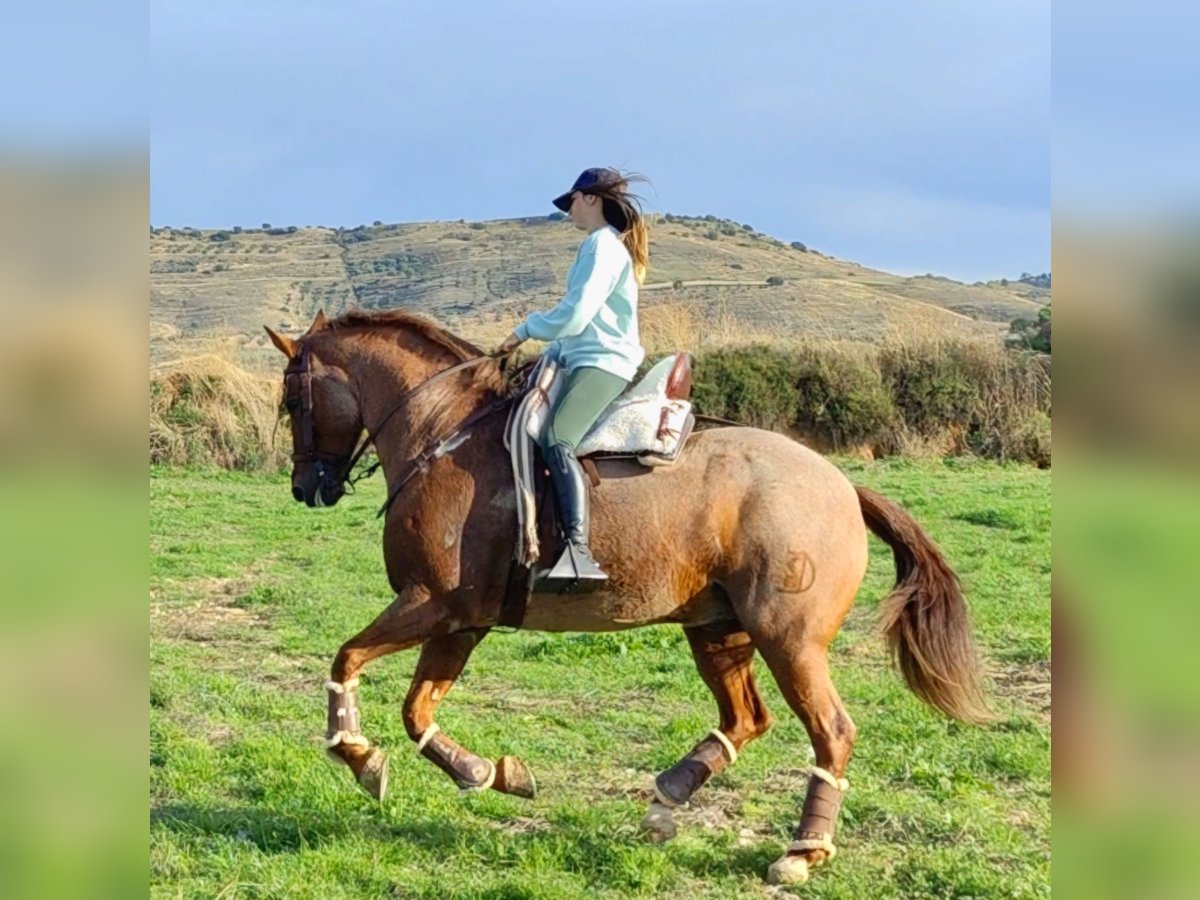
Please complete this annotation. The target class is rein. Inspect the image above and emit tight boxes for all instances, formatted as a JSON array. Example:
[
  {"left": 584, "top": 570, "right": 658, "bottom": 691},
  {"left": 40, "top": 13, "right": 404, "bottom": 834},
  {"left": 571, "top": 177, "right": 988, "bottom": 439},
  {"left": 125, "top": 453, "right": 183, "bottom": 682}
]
[
  {"left": 692, "top": 413, "right": 746, "bottom": 428},
  {"left": 375, "top": 395, "right": 511, "bottom": 519},
  {"left": 284, "top": 343, "right": 511, "bottom": 514},
  {"left": 340, "top": 354, "right": 498, "bottom": 486}
]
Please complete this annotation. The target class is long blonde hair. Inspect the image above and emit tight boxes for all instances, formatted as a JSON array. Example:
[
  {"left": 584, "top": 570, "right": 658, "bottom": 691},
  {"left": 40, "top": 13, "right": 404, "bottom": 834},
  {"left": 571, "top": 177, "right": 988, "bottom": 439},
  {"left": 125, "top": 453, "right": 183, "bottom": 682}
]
[{"left": 583, "top": 170, "right": 650, "bottom": 284}]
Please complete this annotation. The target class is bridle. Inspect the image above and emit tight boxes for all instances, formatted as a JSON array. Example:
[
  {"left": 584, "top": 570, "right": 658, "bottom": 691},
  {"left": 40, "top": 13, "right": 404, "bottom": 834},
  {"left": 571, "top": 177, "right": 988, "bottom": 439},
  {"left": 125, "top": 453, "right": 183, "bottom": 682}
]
[
  {"left": 283, "top": 341, "right": 343, "bottom": 486},
  {"left": 282, "top": 341, "right": 513, "bottom": 515}
]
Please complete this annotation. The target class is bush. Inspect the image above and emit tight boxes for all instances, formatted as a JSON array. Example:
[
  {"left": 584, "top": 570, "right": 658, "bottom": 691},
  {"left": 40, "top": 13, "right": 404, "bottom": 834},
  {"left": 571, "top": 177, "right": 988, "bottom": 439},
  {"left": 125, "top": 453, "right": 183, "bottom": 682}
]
[
  {"left": 879, "top": 341, "right": 981, "bottom": 437},
  {"left": 793, "top": 346, "right": 897, "bottom": 450},
  {"left": 704, "top": 230, "right": 719, "bottom": 240},
  {"left": 690, "top": 339, "right": 1049, "bottom": 464},
  {"left": 548, "top": 211, "right": 567, "bottom": 221},
  {"left": 1007, "top": 304, "right": 1051, "bottom": 353},
  {"left": 691, "top": 346, "right": 800, "bottom": 431},
  {"left": 672, "top": 279, "right": 684, "bottom": 290},
  {"left": 470, "top": 221, "right": 487, "bottom": 229},
  {"left": 766, "top": 275, "right": 784, "bottom": 286},
  {"left": 338, "top": 226, "right": 370, "bottom": 243},
  {"left": 957, "top": 346, "right": 1051, "bottom": 465},
  {"left": 791, "top": 241, "right": 808, "bottom": 252}
]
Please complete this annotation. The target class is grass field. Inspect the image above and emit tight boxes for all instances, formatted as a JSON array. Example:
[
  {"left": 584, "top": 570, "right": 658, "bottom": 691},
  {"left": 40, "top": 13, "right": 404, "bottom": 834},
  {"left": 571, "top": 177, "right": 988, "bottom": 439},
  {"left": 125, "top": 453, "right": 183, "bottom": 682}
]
[{"left": 150, "top": 458, "right": 1050, "bottom": 898}]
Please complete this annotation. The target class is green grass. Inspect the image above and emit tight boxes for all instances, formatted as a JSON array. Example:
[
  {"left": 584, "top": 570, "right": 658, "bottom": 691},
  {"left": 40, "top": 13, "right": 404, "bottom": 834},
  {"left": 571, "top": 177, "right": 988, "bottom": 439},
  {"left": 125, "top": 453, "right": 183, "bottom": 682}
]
[{"left": 150, "top": 458, "right": 1050, "bottom": 898}]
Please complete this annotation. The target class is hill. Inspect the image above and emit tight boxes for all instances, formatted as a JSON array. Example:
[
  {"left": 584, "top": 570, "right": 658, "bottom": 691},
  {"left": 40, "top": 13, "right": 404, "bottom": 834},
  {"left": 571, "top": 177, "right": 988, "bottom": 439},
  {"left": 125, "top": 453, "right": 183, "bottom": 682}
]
[{"left": 150, "top": 215, "right": 1049, "bottom": 362}]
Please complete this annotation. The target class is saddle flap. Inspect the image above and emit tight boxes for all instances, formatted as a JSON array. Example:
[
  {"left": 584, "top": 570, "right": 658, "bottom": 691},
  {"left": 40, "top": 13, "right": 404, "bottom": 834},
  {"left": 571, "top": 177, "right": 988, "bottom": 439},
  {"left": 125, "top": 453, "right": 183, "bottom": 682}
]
[{"left": 523, "top": 358, "right": 563, "bottom": 441}]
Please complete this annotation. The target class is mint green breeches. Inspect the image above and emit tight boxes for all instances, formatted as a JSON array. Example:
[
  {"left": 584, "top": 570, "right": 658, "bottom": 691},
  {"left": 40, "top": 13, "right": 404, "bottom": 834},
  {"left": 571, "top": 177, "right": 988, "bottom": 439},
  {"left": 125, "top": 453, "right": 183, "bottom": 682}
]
[{"left": 543, "top": 367, "right": 630, "bottom": 453}]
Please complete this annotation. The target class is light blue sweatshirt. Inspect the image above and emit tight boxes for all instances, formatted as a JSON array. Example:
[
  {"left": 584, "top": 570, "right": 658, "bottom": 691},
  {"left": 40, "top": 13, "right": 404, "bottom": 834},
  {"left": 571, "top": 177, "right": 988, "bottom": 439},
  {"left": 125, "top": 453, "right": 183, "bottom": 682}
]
[{"left": 513, "top": 225, "right": 645, "bottom": 380}]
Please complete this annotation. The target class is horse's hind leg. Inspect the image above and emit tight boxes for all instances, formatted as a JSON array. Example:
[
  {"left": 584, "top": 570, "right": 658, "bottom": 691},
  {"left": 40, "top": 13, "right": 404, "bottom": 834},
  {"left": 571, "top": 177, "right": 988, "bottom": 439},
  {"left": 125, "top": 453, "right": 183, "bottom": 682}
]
[
  {"left": 641, "top": 623, "right": 773, "bottom": 842},
  {"left": 751, "top": 630, "right": 858, "bottom": 886},
  {"left": 401, "top": 630, "right": 537, "bottom": 799},
  {"left": 324, "top": 590, "right": 447, "bottom": 800}
]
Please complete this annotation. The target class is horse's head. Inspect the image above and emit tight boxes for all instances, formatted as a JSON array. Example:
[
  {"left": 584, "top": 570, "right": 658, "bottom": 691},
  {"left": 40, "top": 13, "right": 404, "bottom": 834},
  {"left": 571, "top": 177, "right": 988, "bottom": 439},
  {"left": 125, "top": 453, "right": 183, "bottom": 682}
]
[{"left": 265, "top": 311, "right": 362, "bottom": 508}]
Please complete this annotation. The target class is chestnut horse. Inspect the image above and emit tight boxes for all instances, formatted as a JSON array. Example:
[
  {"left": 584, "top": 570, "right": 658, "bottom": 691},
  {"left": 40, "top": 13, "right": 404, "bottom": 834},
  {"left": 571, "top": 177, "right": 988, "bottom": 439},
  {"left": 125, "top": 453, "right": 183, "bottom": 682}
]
[{"left": 264, "top": 309, "right": 988, "bottom": 887}]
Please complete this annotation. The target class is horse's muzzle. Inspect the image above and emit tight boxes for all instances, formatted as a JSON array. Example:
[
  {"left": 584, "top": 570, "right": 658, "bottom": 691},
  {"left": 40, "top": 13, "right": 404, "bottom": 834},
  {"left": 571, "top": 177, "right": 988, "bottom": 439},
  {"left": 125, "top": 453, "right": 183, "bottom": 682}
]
[
  {"left": 314, "top": 481, "right": 344, "bottom": 508},
  {"left": 292, "top": 462, "right": 345, "bottom": 508}
]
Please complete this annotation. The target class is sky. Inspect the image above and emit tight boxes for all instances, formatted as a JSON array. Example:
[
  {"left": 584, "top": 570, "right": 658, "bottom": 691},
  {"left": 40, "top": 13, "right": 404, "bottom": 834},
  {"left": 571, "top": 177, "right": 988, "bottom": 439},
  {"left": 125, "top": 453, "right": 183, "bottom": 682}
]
[{"left": 145, "top": 0, "right": 1049, "bottom": 282}]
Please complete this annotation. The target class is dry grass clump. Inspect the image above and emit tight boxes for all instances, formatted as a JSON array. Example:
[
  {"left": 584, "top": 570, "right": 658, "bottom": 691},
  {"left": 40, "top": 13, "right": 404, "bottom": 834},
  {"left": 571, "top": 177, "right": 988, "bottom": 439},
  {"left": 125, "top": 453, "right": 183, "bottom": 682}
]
[
  {"left": 150, "top": 352, "right": 287, "bottom": 470},
  {"left": 640, "top": 301, "right": 775, "bottom": 355},
  {"left": 877, "top": 337, "right": 1050, "bottom": 465}
]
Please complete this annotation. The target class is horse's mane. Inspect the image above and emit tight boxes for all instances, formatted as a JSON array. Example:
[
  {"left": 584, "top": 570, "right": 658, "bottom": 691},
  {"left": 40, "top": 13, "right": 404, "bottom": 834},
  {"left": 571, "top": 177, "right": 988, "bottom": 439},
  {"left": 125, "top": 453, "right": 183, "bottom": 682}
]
[{"left": 327, "top": 308, "right": 483, "bottom": 362}]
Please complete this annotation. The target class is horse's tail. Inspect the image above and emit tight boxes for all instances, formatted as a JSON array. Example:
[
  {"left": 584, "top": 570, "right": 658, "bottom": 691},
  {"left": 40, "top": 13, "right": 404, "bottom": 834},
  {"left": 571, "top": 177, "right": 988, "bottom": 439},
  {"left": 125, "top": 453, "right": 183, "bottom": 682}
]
[{"left": 856, "top": 486, "right": 991, "bottom": 724}]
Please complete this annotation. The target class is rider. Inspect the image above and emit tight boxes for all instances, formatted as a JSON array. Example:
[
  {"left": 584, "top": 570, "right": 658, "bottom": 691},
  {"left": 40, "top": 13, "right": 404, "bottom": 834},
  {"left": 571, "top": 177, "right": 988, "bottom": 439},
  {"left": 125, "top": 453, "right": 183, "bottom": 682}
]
[{"left": 497, "top": 168, "right": 648, "bottom": 585}]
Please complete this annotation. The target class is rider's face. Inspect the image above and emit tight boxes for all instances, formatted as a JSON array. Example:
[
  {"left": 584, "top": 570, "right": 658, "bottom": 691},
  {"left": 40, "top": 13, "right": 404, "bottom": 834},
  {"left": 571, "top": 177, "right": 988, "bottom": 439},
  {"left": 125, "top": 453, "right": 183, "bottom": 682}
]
[{"left": 569, "top": 192, "right": 603, "bottom": 231}]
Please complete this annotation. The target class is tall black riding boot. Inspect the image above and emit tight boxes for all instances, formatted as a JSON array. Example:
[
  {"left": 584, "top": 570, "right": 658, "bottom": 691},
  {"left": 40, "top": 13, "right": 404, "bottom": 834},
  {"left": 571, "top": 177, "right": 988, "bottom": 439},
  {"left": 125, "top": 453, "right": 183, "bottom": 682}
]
[{"left": 538, "top": 443, "right": 609, "bottom": 589}]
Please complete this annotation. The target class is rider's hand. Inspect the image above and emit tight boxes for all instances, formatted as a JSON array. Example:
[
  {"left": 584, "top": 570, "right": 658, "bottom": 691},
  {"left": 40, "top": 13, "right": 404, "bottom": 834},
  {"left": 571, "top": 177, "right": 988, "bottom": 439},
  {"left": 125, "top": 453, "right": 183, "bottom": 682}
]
[{"left": 496, "top": 332, "right": 524, "bottom": 355}]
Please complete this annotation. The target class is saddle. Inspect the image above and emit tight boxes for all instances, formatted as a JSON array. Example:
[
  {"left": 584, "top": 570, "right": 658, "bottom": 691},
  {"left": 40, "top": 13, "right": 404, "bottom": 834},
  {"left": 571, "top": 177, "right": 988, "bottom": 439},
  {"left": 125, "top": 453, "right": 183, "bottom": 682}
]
[{"left": 504, "top": 353, "right": 696, "bottom": 567}]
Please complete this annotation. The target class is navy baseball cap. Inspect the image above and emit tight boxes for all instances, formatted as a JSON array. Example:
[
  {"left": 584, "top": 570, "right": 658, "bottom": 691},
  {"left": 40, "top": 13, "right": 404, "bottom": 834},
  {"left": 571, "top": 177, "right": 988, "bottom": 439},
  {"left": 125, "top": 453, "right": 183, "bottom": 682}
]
[{"left": 552, "top": 167, "right": 621, "bottom": 212}]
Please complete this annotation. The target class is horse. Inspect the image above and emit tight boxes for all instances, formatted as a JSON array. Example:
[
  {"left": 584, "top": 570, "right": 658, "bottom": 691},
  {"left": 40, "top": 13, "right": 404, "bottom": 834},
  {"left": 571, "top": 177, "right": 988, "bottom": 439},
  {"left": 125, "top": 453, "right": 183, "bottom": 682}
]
[{"left": 263, "top": 308, "right": 988, "bottom": 887}]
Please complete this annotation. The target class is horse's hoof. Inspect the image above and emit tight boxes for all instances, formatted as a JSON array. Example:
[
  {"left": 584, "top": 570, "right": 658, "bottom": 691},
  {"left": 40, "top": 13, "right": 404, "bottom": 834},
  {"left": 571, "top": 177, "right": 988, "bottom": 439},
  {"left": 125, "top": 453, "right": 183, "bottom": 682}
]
[
  {"left": 766, "top": 853, "right": 810, "bottom": 886},
  {"left": 493, "top": 755, "right": 537, "bottom": 799},
  {"left": 356, "top": 747, "right": 389, "bottom": 802},
  {"left": 640, "top": 801, "right": 677, "bottom": 844}
]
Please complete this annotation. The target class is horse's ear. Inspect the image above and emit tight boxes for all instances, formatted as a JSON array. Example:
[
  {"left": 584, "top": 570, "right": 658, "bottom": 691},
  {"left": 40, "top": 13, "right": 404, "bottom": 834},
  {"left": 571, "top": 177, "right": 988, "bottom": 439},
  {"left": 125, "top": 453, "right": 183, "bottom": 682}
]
[
  {"left": 304, "top": 309, "right": 328, "bottom": 336},
  {"left": 264, "top": 325, "right": 298, "bottom": 358}
]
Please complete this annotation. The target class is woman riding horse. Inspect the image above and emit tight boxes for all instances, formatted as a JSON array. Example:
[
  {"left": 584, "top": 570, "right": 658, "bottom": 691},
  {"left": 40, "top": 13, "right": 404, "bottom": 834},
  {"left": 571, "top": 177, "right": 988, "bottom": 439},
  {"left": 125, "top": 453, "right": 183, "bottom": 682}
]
[{"left": 497, "top": 168, "right": 649, "bottom": 587}]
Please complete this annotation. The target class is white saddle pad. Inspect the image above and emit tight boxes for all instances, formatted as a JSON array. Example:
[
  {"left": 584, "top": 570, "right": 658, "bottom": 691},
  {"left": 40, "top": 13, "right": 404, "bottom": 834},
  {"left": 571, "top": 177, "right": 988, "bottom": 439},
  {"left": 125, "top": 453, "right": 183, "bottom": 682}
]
[{"left": 524, "top": 355, "right": 692, "bottom": 460}]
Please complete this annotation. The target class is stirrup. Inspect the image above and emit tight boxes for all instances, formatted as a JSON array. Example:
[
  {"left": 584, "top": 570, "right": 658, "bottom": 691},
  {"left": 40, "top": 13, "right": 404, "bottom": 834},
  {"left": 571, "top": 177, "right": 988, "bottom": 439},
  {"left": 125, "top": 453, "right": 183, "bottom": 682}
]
[{"left": 535, "top": 541, "right": 608, "bottom": 592}]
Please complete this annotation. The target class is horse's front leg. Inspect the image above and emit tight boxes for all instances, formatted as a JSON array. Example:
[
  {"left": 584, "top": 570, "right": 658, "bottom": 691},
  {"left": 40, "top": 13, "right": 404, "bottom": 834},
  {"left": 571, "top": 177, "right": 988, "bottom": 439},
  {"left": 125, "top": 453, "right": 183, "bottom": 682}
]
[
  {"left": 324, "top": 590, "right": 446, "bottom": 800},
  {"left": 402, "top": 630, "right": 537, "bottom": 799}
]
